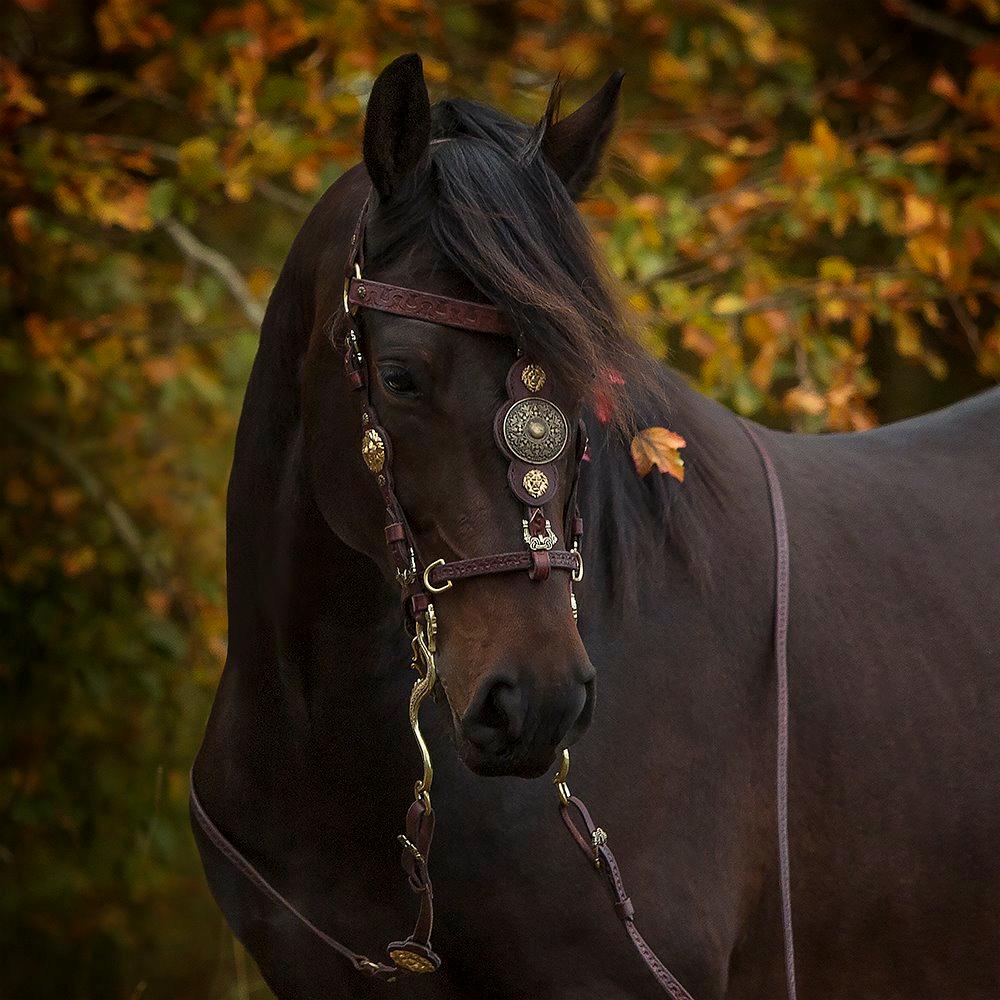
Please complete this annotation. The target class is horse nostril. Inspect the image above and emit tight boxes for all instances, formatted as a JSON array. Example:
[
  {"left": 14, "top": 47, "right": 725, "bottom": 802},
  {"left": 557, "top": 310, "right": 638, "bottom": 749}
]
[{"left": 463, "top": 677, "right": 525, "bottom": 751}]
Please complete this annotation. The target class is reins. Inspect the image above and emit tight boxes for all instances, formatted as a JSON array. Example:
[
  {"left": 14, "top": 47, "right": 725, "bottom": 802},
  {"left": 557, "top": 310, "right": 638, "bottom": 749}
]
[{"left": 189, "top": 192, "right": 797, "bottom": 999}]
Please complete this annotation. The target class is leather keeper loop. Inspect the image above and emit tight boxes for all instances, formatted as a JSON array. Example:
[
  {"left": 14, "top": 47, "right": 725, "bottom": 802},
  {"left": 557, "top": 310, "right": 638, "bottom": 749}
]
[
  {"left": 528, "top": 550, "right": 551, "bottom": 581},
  {"left": 385, "top": 523, "right": 406, "bottom": 545}
]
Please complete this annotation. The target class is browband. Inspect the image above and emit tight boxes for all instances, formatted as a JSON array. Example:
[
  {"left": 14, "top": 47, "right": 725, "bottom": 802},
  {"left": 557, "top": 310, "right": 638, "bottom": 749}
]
[{"left": 347, "top": 277, "right": 508, "bottom": 336}]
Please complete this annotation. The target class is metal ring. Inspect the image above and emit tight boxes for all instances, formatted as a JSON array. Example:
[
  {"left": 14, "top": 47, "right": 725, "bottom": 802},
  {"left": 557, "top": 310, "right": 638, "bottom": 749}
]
[
  {"left": 572, "top": 549, "right": 584, "bottom": 583},
  {"left": 423, "top": 558, "right": 453, "bottom": 593},
  {"left": 342, "top": 262, "right": 361, "bottom": 315}
]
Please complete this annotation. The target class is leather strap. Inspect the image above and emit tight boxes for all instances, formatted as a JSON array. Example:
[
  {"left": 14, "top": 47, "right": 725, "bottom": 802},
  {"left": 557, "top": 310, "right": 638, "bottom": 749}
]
[
  {"left": 189, "top": 775, "right": 398, "bottom": 979},
  {"left": 427, "top": 549, "right": 580, "bottom": 587},
  {"left": 348, "top": 277, "right": 508, "bottom": 336},
  {"left": 742, "top": 422, "right": 797, "bottom": 1000}
]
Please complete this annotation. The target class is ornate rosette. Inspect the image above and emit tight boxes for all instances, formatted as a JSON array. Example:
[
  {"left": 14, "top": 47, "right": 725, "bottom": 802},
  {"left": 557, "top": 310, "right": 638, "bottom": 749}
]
[
  {"left": 502, "top": 397, "right": 568, "bottom": 465},
  {"left": 361, "top": 428, "right": 386, "bottom": 473}
]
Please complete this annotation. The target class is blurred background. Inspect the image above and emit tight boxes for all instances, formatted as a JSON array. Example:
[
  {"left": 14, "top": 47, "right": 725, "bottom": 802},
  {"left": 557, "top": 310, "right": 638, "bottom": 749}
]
[{"left": 1, "top": 0, "right": 998, "bottom": 997}]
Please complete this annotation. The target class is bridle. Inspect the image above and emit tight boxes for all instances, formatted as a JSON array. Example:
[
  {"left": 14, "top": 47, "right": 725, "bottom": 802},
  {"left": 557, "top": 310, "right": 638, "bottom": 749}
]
[{"left": 190, "top": 190, "right": 798, "bottom": 1000}]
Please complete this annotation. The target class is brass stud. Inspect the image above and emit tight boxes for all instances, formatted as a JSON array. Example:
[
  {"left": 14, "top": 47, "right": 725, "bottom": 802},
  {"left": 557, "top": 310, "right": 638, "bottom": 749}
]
[
  {"left": 357, "top": 283, "right": 367, "bottom": 299},
  {"left": 361, "top": 428, "right": 386, "bottom": 473},
  {"left": 521, "top": 364, "right": 546, "bottom": 392},
  {"left": 523, "top": 469, "right": 549, "bottom": 498}
]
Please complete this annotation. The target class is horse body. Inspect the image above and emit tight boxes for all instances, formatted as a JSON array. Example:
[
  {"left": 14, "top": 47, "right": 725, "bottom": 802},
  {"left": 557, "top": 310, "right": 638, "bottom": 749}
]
[{"left": 193, "top": 57, "right": 1000, "bottom": 1000}]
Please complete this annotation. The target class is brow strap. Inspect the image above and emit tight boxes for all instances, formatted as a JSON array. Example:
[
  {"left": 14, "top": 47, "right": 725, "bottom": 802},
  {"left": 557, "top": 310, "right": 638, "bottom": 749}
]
[{"left": 347, "top": 277, "right": 508, "bottom": 336}]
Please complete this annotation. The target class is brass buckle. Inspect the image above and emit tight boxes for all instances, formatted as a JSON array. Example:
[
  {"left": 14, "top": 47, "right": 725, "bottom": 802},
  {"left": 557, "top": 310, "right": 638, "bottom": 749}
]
[
  {"left": 571, "top": 547, "right": 584, "bottom": 583},
  {"left": 343, "top": 262, "right": 361, "bottom": 316},
  {"left": 422, "top": 558, "right": 453, "bottom": 593},
  {"left": 553, "top": 748, "right": 572, "bottom": 806}
]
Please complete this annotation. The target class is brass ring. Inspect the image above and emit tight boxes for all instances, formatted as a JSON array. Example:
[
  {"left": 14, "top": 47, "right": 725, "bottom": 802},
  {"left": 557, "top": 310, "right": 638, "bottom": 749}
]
[
  {"left": 572, "top": 549, "right": 584, "bottom": 583},
  {"left": 423, "top": 558, "right": 453, "bottom": 593}
]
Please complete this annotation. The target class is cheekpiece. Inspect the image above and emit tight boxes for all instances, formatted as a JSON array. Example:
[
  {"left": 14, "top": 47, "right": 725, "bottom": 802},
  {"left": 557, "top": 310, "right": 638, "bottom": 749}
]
[{"left": 502, "top": 397, "right": 568, "bottom": 465}]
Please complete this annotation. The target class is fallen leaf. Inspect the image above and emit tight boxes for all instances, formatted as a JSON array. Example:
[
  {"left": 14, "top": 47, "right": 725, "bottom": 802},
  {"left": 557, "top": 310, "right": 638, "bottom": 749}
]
[{"left": 631, "top": 427, "right": 686, "bottom": 481}]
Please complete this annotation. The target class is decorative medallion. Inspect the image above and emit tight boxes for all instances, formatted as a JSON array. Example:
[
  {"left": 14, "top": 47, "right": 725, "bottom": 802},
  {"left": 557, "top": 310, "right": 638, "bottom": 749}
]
[
  {"left": 361, "top": 428, "right": 385, "bottom": 473},
  {"left": 503, "top": 397, "right": 568, "bottom": 464},
  {"left": 522, "top": 469, "right": 549, "bottom": 498},
  {"left": 520, "top": 363, "right": 546, "bottom": 392},
  {"left": 389, "top": 949, "right": 436, "bottom": 974}
]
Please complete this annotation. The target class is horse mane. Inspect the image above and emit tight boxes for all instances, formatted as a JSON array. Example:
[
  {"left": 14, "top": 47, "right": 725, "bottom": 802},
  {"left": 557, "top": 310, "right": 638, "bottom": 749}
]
[{"left": 364, "top": 93, "right": 670, "bottom": 435}]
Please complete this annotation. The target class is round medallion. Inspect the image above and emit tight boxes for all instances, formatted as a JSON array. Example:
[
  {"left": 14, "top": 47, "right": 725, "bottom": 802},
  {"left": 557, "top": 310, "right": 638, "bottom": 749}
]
[
  {"left": 361, "top": 428, "right": 385, "bottom": 473},
  {"left": 520, "top": 364, "right": 546, "bottom": 392},
  {"left": 502, "top": 397, "right": 568, "bottom": 464},
  {"left": 523, "top": 469, "right": 549, "bottom": 498},
  {"left": 389, "top": 948, "right": 436, "bottom": 973}
]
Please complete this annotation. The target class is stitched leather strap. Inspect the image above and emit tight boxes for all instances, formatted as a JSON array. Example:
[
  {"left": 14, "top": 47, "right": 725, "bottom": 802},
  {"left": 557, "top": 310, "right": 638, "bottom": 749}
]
[
  {"left": 348, "top": 277, "right": 508, "bottom": 336},
  {"left": 561, "top": 796, "right": 695, "bottom": 1000},
  {"left": 426, "top": 549, "right": 580, "bottom": 587},
  {"left": 741, "top": 422, "right": 797, "bottom": 1000},
  {"left": 190, "top": 774, "right": 398, "bottom": 979}
]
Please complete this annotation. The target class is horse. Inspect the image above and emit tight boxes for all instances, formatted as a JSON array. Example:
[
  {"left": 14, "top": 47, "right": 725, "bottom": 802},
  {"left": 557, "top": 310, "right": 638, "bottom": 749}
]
[{"left": 191, "top": 53, "right": 1000, "bottom": 999}]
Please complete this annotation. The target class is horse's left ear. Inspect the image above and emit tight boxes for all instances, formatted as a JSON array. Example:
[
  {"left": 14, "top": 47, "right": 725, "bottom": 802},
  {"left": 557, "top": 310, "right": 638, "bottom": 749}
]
[{"left": 542, "top": 71, "right": 624, "bottom": 199}]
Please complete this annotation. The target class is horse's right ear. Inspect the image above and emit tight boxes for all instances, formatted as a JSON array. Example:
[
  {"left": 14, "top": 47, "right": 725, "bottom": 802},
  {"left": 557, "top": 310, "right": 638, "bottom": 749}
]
[{"left": 363, "top": 53, "right": 431, "bottom": 200}]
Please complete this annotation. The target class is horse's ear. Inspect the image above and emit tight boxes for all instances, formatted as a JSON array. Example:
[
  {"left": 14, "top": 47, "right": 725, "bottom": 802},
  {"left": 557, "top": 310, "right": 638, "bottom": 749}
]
[
  {"left": 363, "top": 53, "right": 431, "bottom": 199},
  {"left": 542, "top": 71, "right": 624, "bottom": 199}
]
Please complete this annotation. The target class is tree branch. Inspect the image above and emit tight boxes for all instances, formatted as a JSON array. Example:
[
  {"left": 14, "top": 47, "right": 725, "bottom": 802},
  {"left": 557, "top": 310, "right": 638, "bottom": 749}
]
[
  {"left": 883, "top": 0, "right": 994, "bottom": 48},
  {"left": 9, "top": 413, "right": 163, "bottom": 584},
  {"left": 160, "top": 218, "right": 266, "bottom": 327}
]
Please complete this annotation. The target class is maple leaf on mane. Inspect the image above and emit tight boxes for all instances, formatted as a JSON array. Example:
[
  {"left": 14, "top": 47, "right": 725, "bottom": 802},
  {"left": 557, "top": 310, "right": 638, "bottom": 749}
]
[{"left": 630, "top": 427, "right": 686, "bottom": 482}]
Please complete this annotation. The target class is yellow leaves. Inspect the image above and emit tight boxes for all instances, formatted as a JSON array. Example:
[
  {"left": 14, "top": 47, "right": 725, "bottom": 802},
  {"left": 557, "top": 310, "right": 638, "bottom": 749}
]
[
  {"left": 711, "top": 293, "right": 747, "bottom": 316},
  {"left": 818, "top": 257, "right": 856, "bottom": 284},
  {"left": 631, "top": 427, "right": 686, "bottom": 481},
  {"left": 177, "top": 137, "right": 221, "bottom": 187},
  {"left": 784, "top": 385, "right": 826, "bottom": 417},
  {"left": 61, "top": 546, "right": 97, "bottom": 577},
  {"left": 902, "top": 194, "right": 936, "bottom": 234}
]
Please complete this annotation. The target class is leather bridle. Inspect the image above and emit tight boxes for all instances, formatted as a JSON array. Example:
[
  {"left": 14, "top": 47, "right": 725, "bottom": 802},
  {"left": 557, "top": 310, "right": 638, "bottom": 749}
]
[{"left": 190, "top": 191, "right": 798, "bottom": 1000}]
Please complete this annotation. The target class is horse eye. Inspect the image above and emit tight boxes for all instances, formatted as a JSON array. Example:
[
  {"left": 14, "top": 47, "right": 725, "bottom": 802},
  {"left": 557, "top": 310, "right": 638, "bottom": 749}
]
[{"left": 379, "top": 363, "right": 417, "bottom": 396}]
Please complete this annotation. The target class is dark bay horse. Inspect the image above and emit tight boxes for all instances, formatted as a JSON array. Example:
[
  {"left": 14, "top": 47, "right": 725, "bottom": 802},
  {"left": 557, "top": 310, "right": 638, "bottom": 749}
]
[{"left": 192, "top": 54, "right": 1000, "bottom": 999}]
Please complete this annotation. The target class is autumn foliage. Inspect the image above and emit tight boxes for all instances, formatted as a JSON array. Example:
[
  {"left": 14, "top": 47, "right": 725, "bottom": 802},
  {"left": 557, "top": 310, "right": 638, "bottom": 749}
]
[{"left": 2, "top": 0, "right": 998, "bottom": 995}]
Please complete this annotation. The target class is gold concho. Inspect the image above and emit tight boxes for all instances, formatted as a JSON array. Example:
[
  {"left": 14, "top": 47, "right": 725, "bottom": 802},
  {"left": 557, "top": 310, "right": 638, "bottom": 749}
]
[
  {"left": 521, "top": 364, "right": 546, "bottom": 392},
  {"left": 361, "top": 428, "right": 386, "bottom": 473},
  {"left": 389, "top": 948, "right": 436, "bottom": 973},
  {"left": 523, "top": 469, "right": 549, "bottom": 498}
]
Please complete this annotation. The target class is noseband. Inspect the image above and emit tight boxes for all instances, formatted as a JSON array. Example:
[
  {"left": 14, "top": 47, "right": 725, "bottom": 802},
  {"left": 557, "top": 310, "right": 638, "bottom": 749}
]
[{"left": 190, "top": 192, "right": 797, "bottom": 1000}]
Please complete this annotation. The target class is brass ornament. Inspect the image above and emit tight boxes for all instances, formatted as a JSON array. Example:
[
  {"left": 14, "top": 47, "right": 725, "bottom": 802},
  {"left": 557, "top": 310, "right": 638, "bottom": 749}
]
[
  {"left": 361, "top": 428, "right": 386, "bottom": 473},
  {"left": 502, "top": 397, "right": 568, "bottom": 464},
  {"left": 520, "top": 363, "right": 546, "bottom": 392},
  {"left": 523, "top": 469, "right": 549, "bottom": 498},
  {"left": 389, "top": 948, "right": 436, "bottom": 974}
]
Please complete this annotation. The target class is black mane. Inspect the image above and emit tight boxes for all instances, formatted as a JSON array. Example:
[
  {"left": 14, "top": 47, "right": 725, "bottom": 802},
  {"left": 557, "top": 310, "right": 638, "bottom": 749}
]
[{"left": 365, "top": 95, "right": 669, "bottom": 433}]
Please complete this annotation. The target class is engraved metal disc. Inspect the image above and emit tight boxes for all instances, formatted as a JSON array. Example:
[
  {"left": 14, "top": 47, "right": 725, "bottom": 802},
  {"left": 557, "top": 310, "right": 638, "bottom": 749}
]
[
  {"left": 502, "top": 397, "right": 568, "bottom": 464},
  {"left": 389, "top": 949, "right": 436, "bottom": 973},
  {"left": 361, "top": 428, "right": 386, "bottom": 473}
]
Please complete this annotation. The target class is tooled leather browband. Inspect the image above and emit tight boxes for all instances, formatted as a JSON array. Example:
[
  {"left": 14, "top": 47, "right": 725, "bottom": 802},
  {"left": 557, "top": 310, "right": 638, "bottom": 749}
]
[{"left": 347, "top": 278, "right": 508, "bottom": 336}]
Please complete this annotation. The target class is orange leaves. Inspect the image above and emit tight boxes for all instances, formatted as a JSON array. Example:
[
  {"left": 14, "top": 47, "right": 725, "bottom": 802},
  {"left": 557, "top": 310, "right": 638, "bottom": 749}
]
[
  {"left": 631, "top": 427, "right": 686, "bottom": 482},
  {"left": 95, "top": 0, "right": 173, "bottom": 51}
]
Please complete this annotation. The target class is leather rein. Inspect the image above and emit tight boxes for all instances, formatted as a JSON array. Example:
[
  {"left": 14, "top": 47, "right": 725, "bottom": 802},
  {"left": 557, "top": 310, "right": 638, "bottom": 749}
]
[{"left": 190, "top": 194, "right": 797, "bottom": 1000}]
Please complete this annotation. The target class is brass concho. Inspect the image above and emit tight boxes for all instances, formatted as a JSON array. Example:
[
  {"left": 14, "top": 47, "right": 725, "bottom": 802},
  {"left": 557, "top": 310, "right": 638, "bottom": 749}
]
[
  {"left": 522, "top": 469, "right": 549, "bottom": 498},
  {"left": 520, "top": 363, "right": 546, "bottom": 392},
  {"left": 389, "top": 948, "right": 436, "bottom": 973},
  {"left": 361, "top": 428, "right": 386, "bottom": 473},
  {"left": 503, "top": 397, "right": 568, "bottom": 465}
]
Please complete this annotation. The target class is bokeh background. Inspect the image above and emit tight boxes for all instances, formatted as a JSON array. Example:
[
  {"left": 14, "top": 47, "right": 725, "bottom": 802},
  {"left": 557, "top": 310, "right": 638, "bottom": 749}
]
[{"left": 2, "top": 0, "right": 998, "bottom": 997}]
